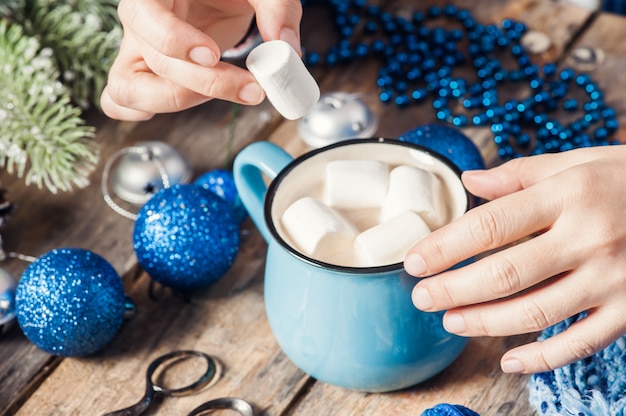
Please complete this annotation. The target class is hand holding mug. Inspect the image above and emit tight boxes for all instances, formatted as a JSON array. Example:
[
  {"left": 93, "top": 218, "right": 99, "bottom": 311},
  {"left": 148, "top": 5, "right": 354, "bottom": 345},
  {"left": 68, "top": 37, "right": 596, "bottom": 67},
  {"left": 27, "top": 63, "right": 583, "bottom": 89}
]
[{"left": 405, "top": 145, "right": 626, "bottom": 374}]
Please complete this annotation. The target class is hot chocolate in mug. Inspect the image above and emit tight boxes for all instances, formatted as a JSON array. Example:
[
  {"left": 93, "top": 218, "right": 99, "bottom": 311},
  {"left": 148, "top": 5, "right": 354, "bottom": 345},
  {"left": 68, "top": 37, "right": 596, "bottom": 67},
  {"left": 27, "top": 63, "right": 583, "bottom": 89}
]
[{"left": 233, "top": 138, "right": 473, "bottom": 392}]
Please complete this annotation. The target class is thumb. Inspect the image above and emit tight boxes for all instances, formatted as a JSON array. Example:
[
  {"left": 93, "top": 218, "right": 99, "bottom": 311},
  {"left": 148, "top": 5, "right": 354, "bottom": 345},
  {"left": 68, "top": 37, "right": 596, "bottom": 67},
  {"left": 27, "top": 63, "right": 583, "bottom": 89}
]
[{"left": 249, "top": 0, "right": 303, "bottom": 55}]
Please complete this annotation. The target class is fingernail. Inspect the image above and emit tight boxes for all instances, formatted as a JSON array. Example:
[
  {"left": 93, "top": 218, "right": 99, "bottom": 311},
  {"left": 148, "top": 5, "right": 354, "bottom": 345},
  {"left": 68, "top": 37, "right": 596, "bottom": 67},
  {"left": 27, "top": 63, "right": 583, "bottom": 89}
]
[
  {"left": 443, "top": 313, "right": 467, "bottom": 333},
  {"left": 189, "top": 46, "right": 217, "bottom": 66},
  {"left": 412, "top": 286, "right": 433, "bottom": 310},
  {"left": 501, "top": 358, "right": 525, "bottom": 373},
  {"left": 280, "top": 28, "right": 302, "bottom": 55},
  {"left": 239, "top": 82, "right": 265, "bottom": 104},
  {"left": 404, "top": 253, "right": 427, "bottom": 276}
]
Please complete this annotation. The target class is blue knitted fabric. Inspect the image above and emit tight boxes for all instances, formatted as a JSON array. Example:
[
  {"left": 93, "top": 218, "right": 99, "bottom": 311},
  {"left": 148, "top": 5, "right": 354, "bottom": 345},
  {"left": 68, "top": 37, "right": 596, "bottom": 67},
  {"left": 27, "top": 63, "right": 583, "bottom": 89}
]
[{"left": 527, "top": 313, "right": 626, "bottom": 415}]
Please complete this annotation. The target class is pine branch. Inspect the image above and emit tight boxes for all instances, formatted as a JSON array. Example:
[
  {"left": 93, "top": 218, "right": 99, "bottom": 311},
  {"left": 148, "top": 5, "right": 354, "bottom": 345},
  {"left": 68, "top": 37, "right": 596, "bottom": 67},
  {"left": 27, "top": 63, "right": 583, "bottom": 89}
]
[
  {"left": 0, "top": 20, "right": 98, "bottom": 193},
  {"left": 21, "top": 0, "right": 121, "bottom": 109},
  {"left": 0, "top": 0, "right": 24, "bottom": 21}
]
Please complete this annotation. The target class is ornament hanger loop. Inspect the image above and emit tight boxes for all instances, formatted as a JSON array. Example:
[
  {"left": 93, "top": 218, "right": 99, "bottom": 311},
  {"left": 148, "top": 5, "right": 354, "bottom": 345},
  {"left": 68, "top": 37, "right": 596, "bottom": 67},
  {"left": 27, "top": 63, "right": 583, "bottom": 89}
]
[
  {"left": 101, "top": 145, "right": 171, "bottom": 221},
  {"left": 0, "top": 235, "right": 37, "bottom": 263}
]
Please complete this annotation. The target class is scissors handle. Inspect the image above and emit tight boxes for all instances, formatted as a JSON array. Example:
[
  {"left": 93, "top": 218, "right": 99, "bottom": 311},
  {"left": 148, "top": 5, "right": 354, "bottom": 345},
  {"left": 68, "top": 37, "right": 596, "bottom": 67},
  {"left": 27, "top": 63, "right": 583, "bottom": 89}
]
[
  {"left": 101, "top": 388, "right": 153, "bottom": 416},
  {"left": 187, "top": 397, "right": 257, "bottom": 416},
  {"left": 147, "top": 350, "right": 217, "bottom": 396},
  {"left": 102, "top": 350, "right": 217, "bottom": 416}
]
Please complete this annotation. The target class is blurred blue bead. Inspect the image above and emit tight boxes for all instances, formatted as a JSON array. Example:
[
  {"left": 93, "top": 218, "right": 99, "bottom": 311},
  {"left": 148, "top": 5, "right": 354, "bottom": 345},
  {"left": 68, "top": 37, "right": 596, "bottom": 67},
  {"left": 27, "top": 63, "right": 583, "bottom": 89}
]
[
  {"left": 379, "top": 90, "right": 394, "bottom": 103},
  {"left": 543, "top": 63, "right": 557, "bottom": 77},
  {"left": 559, "top": 68, "right": 576, "bottom": 82},
  {"left": 428, "top": 5, "right": 442, "bottom": 17},
  {"left": 605, "top": 118, "right": 619, "bottom": 133},
  {"left": 563, "top": 98, "right": 579, "bottom": 111},
  {"left": 194, "top": 169, "right": 248, "bottom": 224},
  {"left": 305, "top": 51, "right": 321, "bottom": 67},
  {"left": 354, "top": 42, "right": 369, "bottom": 57},
  {"left": 16, "top": 248, "right": 126, "bottom": 357},
  {"left": 411, "top": 88, "right": 428, "bottom": 103},
  {"left": 364, "top": 21, "right": 378, "bottom": 34},
  {"left": 594, "top": 127, "right": 609, "bottom": 140},
  {"left": 398, "top": 123, "right": 485, "bottom": 171},
  {"left": 395, "top": 94, "right": 411, "bottom": 107}
]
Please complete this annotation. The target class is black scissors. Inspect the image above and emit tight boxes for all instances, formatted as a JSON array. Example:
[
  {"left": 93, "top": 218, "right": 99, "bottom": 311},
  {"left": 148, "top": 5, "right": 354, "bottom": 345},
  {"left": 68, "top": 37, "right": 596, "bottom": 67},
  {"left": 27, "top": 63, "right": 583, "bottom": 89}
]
[{"left": 103, "top": 350, "right": 257, "bottom": 416}]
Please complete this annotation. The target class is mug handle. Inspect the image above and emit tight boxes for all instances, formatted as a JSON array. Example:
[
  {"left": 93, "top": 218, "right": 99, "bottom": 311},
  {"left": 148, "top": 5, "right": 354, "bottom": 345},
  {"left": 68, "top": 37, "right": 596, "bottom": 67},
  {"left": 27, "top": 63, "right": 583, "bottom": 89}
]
[{"left": 233, "top": 141, "right": 294, "bottom": 243}]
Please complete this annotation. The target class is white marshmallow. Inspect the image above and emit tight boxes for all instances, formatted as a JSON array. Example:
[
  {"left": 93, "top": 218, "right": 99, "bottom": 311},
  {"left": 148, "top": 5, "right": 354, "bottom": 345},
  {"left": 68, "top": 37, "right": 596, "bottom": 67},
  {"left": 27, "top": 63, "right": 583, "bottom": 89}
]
[
  {"left": 380, "top": 165, "right": 446, "bottom": 229},
  {"left": 325, "top": 160, "right": 389, "bottom": 209},
  {"left": 355, "top": 211, "right": 431, "bottom": 267},
  {"left": 246, "top": 40, "right": 320, "bottom": 120},
  {"left": 281, "top": 197, "right": 356, "bottom": 260}
]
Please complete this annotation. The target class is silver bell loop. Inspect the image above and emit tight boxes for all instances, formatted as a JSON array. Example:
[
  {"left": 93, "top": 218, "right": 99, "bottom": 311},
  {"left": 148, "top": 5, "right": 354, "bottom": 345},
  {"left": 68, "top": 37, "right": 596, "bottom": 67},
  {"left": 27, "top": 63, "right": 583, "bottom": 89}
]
[
  {"left": 297, "top": 92, "right": 379, "bottom": 148},
  {"left": 110, "top": 141, "right": 193, "bottom": 205}
]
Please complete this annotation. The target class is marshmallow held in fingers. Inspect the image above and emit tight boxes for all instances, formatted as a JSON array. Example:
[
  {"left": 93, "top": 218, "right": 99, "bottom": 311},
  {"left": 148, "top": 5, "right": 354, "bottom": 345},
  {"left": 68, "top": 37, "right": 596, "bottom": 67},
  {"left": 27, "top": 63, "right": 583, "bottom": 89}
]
[
  {"left": 380, "top": 165, "right": 446, "bottom": 229},
  {"left": 246, "top": 40, "right": 320, "bottom": 120},
  {"left": 281, "top": 197, "right": 357, "bottom": 260},
  {"left": 355, "top": 211, "right": 431, "bottom": 267},
  {"left": 325, "top": 160, "right": 389, "bottom": 209}
]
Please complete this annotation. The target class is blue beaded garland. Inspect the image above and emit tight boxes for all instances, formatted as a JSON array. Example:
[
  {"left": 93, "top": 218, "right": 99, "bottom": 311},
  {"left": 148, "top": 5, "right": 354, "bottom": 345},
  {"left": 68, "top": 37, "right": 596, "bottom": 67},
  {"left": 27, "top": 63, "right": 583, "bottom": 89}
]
[
  {"left": 194, "top": 169, "right": 248, "bottom": 224},
  {"left": 398, "top": 123, "right": 485, "bottom": 172},
  {"left": 16, "top": 248, "right": 126, "bottom": 357},
  {"left": 133, "top": 184, "right": 240, "bottom": 292},
  {"left": 300, "top": 0, "right": 621, "bottom": 159}
]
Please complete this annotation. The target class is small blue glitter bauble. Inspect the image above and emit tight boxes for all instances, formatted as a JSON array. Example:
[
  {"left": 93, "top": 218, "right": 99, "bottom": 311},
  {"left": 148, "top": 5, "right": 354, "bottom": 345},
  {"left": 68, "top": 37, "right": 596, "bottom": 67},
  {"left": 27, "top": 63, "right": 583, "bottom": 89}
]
[
  {"left": 421, "top": 403, "right": 480, "bottom": 416},
  {"left": 15, "top": 248, "right": 126, "bottom": 357},
  {"left": 194, "top": 169, "right": 247, "bottom": 223},
  {"left": 0, "top": 268, "right": 17, "bottom": 335},
  {"left": 398, "top": 124, "right": 486, "bottom": 171},
  {"left": 133, "top": 184, "right": 240, "bottom": 292}
]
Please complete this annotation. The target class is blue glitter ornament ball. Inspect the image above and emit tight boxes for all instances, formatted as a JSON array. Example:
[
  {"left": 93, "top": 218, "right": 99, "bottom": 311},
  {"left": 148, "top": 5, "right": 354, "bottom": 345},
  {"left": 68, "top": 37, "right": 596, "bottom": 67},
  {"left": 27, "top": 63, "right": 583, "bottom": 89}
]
[
  {"left": 421, "top": 403, "right": 480, "bottom": 416},
  {"left": 194, "top": 169, "right": 247, "bottom": 223},
  {"left": 399, "top": 124, "right": 486, "bottom": 172},
  {"left": 15, "top": 248, "right": 126, "bottom": 357},
  {"left": 133, "top": 184, "right": 240, "bottom": 292}
]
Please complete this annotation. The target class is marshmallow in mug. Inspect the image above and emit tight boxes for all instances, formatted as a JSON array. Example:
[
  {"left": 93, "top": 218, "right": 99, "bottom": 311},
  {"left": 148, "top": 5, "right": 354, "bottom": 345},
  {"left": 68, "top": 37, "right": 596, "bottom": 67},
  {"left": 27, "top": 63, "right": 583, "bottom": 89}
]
[
  {"left": 281, "top": 196, "right": 357, "bottom": 262},
  {"left": 355, "top": 211, "right": 431, "bottom": 267},
  {"left": 246, "top": 40, "right": 320, "bottom": 120},
  {"left": 380, "top": 165, "right": 446, "bottom": 229},
  {"left": 325, "top": 160, "right": 389, "bottom": 209}
]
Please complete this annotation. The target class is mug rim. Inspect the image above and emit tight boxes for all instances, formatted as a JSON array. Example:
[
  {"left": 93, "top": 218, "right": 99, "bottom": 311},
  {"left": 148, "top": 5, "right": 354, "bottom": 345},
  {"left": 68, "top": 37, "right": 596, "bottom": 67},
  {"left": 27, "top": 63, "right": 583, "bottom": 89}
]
[{"left": 264, "top": 137, "right": 472, "bottom": 274}]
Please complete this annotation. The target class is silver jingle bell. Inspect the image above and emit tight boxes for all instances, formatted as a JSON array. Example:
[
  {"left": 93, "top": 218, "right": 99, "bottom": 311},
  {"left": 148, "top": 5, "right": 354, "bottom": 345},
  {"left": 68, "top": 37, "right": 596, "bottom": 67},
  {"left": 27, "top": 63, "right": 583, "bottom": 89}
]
[
  {"left": 297, "top": 92, "right": 379, "bottom": 148},
  {"left": 111, "top": 141, "right": 193, "bottom": 205},
  {"left": 0, "top": 267, "right": 16, "bottom": 335}
]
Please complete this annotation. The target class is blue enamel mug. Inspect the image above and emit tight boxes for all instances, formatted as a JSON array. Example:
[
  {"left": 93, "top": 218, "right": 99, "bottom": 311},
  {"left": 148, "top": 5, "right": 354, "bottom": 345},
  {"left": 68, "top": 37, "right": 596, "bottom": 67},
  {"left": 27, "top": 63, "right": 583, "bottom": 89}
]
[{"left": 234, "top": 138, "right": 471, "bottom": 392}]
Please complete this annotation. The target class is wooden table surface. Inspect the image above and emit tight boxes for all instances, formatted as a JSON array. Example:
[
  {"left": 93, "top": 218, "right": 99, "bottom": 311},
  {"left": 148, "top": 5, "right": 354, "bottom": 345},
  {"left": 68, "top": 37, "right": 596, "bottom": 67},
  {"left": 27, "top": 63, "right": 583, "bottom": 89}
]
[{"left": 2, "top": 0, "right": 626, "bottom": 414}]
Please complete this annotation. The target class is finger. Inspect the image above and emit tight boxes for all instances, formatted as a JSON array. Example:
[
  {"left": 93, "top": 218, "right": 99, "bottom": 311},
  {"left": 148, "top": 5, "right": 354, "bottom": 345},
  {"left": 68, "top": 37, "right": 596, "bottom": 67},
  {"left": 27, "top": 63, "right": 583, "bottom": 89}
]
[
  {"left": 100, "top": 86, "right": 155, "bottom": 121},
  {"left": 141, "top": 47, "right": 265, "bottom": 105},
  {"left": 412, "top": 230, "right": 572, "bottom": 311},
  {"left": 463, "top": 148, "right": 605, "bottom": 201},
  {"left": 500, "top": 307, "right": 626, "bottom": 374},
  {"left": 438, "top": 269, "right": 599, "bottom": 337},
  {"left": 404, "top": 183, "right": 558, "bottom": 277},
  {"left": 103, "top": 37, "right": 215, "bottom": 116},
  {"left": 117, "top": 0, "right": 221, "bottom": 66},
  {"left": 249, "top": 0, "right": 303, "bottom": 54}
]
